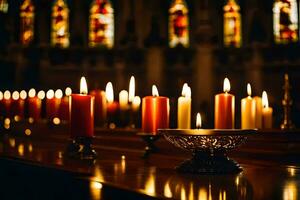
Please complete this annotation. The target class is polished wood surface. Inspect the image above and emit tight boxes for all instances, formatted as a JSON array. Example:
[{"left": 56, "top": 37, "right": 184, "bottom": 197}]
[{"left": 0, "top": 122, "right": 300, "bottom": 200}]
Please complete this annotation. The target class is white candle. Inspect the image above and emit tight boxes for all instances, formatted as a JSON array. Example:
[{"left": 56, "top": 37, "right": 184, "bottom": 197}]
[
  {"left": 241, "top": 83, "right": 256, "bottom": 129},
  {"left": 262, "top": 91, "right": 273, "bottom": 129},
  {"left": 119, "top": 90, "right": 129, "bottom": 111},
  {"left": 177, "top": 83, "right": 191, "bottom": 129},
  {"left": 132, "top": 96, "right": 141, "bottom": 112}
]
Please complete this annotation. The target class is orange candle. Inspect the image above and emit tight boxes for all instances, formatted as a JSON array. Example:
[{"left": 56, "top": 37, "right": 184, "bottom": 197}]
[
  {"left": 262, "top": 91, "right": 273, "bottom": 129},
  {"left": 214, "top": 78, "right": 235, "bottom": 129},
  {"left": 142, "top": 85, "right": 170, "bottom": 134}
]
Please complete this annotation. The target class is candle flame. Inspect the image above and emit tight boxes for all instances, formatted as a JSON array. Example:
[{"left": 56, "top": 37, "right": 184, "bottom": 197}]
[
  {"left": 152, "top": 85, "right": 159, "bottom": 97},
  {"left": 132, "top": 96, "right": 141, "bottom": 110},
  {"left": 28, "top": 88, "right": 36, "bottom": 98},
  {"left": 105, "top": 82, "right": 114, "bottom": 103},
  {"left": 223, "top": 78, "right": 231, "bottom": 93},
  {"left": 182, "top": 83, "right": 191, "bottom": 98},
  {"left": 119, "top": 90, "right": 128, "bottom": 106},
  {"left": 80, "top": 77, "right": 88, "bottom": 95},
  {"left": 37, "top": 91, "right": 45, "bottom": 100},
  {"left": 129, "top": 76, "right": 135, "bottom": 103},
  {"left": 0, "top": 91, "right": 3, "bottom": 100},
  {"left": 12, "top": 91, "right": 19, "bottom": 100},
  {"left": 46, "top": 89, "right": 54, "bottom": 99},
  {"left": 196, "top": 113, "right": 202, "bottom": 129},
  {"left": 20, "top": 90, "right": 27, "bottom": 99},
  {"left": 55, "top": 89, "right": 63, "bottom": 99},
  {"left": 247, "top": 83, "right": 252, "bottom": 97},
  {"left": 65, "top": 87, "right": 72, "bottom": 96},
  {"left": 262, "top": 91, "right": 269, "bottom": 108},
  {"left": 181, "top": 83, "right": 188, "bottom": 96},
  {"left": 4, "top": 90, "right": 11, "bottom": 100}
]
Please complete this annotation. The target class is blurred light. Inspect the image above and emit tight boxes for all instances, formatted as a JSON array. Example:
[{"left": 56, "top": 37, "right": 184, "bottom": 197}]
[
  {"left": 105, "top": 82, "right": 114, "bottom": 103},
  {"left": 28, "top": 88, "right": 36, "bottom": 98},
  {"left": 65, "top": 87, "right": 72, "bottom": 96},
  {"left": 9, "top": 138, "right": 15, "bottom": 148},
  {"left": 55, "top": 89, "right": 63, "bottom": 99},
  {"left": 46, "top": 89, "right": 54, "bottom": 99},
  {"left": 283, "top": 181, "right": 297, "bottom": 200},
  {"left": 12, "top": 91, "right": 19, "bottom": 100},
  {"left": 4, "top": 90, "right": 11, "bottom": 100},
  {"left": 53, "top": 117, "right": 61, "bottom": 125},
  {"left": 14, "top": 116, "right": 21, "bottom": 122},
  {"left": 28, "top": 144, "right": 33, "bottom": 152},
  {"left": 80, "top": 77, "right": 88, "bottom": 95},
  {"left": 28, "top": 117, "right": 34, "bottom": 124},
  {"left": 4, "top": 118, "right": 10, "bottom": 129},
  {"left": 164, "top": 181, "right": 173, "bottom": 198},
  {"left": 37, "top": 90, "right": 45, "bottom": 99},
  {"left": 20, "top": 90, "right": 27, "bottom": 99},
  {"left": 128, "top": 76, "right": 135, "bottom": 103},
  {"left": 0, "top": 91, "right": 3, "bottom": 100},
  {"left": 18, "top": 144, "right": 25, "bottom": 156},
  {"left": 25, "top": 128, "right": 32, "bottom": 136}
]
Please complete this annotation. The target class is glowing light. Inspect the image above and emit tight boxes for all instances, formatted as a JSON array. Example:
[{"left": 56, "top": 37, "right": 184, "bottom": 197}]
[
  {"left": 4, "top": 118, "right": 10, "bottom": 129},
  {"left": 65, "top": 87, "right": 72, "bottom": 96},
  {"left": 53, "top": 117, "right": 61, "bottom": 125},
  {"left": 46, "top": 89, "right": 55, "bottom": 99},
  {"left": 20, "top": 0, "right": 34, "bottom": 45},
  {"left": 152, "top": 85, "right": 159, "bottom": 97},
  {"left": 181, "top": 186, "right": 186, "bottom": 200},
  {"left": 37, "top": 90, "right": 45, "bottom": 99},
  {"left": 132, "top": 96, "right": 141, "bottom": 111},
  {"left": 262, "top": 91, "right": 269, "bottom": 108},
  {"left": 4, "top": 90, "right": 11, "bottom": 100},
  {"left": 80, "top": 77, "right": 88, "bottom": 95},
  {"left": 28, "top": 144, "right": 33, "bottom": 152},
  {"left": 283, "top": 181, "right": 297, "bottom": 200},
  {"left": 198, "top": 187, "right": 207, "bottom": 200},
  {"left": 182, "top": 83, "right": 191, "bottom": 98},
  {"left": 288, "top": 167, "right": 296, "bottom": 177},
  {"left": 20, "top": 90, "right": 27, "bottom": 99},
  {"left": 247, "top": 83, "right": 252, "bottom": 97},
  {"left": 25, "top": 128, "right": 32, "bottom": 136},
  {"left": 18, "top": 144, "right": 25, "bottom": 156},
  {"left": 9, "top": 138, "right": 15, "bottom": 148},
  {"left": 12, "top": 91, "right": 19, "bottom": 100},
  {"left": 0, "top": 91, "right": 3, "bottom": 100},
  {"left": 105, "top": 82, "right": 114, "bottom": 103},
  {"left": 128, "top": 76, "right": 135, "bottom": 103},
  {"left": 196, "top": 113, "right": 202, "bottom": 129},
  {"left": 119, "top": 90, "right": 128, "bottom": 109},
  {"left": 55, "top": 89, "right": 63, "bottom": 99},
  {"left": 28, "top": 117, "right": 34, "bottom": 123},
  {"left": 28, "top": 88, "right": 36, "bottom": 97},
  {"left": 164, "top": 181, "right": 173, "bottom": 198},
  {"left": 223, "top": 78, "right": 231, "bottom": 93}
]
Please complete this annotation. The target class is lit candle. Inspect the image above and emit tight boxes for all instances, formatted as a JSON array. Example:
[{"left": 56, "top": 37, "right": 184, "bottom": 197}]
[
  {"left": 214, "top": 78, "right": 235, "bottom": 129},
  {"left": 119, "top": 90, "right": 129, "bottom": 111},
  {"left": 253, "top": 96, "right": 263, "bottom": 129},
  {"left": 46, "top": 89, "right": 62, "bottom": 121},
  {"left": 132, "top": 96, "right": 141, "bottom": 112},
  {"left": 70, "top": 77, "right": 94, "bottom": 138},
  {"left": 90, "top": 89, "right": 107, "bottom": 126},
  {"left": 177, "top": 83, "right": 191, "bottom": 129},
  {"left": 129, "top": 76, "right": 135, "bottom": 104},
  {"left": 262, "top": 91, "right": 273, "bottom": 129},
  {"left": 27, "top": 89, "right": 42, "bottom": 122},
  {"left": 3, "top": 90, "right": 11, "bottom": 118},
  {"left": 196, "top": 112, "right": 202, "bottom": 129},
  {"left": 58, "top": 87, "right": 72, "bottom": 122},
  {"left": 241, "top": 83, "right": 256, "bottom": 129},
  {"left": 142, "top": 85, "right": 170, "bottom": 134},
  {"left": 106, "top": 82, "right": 119, "bottom": 127},
  {"left": 11, "top": 91, "right": 25, "bottom": 121}
]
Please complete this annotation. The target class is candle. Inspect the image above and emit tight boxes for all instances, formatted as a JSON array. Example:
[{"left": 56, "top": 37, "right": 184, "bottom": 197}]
[
  {"left": 58, "top": 87, "right": 72, "bottom": 122},
  {"left": 119, "top": 90, "right": 129, "bottom": 111},
  {"left": 241, "top": 83, "right": 256, "bottom": 129},
  {"left": 177, "top": 83, "right": 191, "bottom": 129},
  {"left": 70, "top": 77, "right": 94, "bottom": 138},
  {"left": 27, "top": 89, "right": 42, "bottom": 122},
  {"left": 106, "top": 82, "right": 119, "bottom": 127},
  {"left": 253, "top": 96, "right": 263, "bottom": 129},
  {"left": 90, "top": 89, "right": 107, "bottom": 126},
  {"left": 11, "top": 91, "right": 25, "bottom": 121},
  {"left": 128, "top": 76, "right": 135, "bottom": 103},
  {"left": 196, "top": 112, "right": 202, "bottom": 129},
  {"left": 132, "top": 96, "right": 141, "bottom": 112},
  {"left": 46, "top": 89, "right": 62, "bottom": 121},
  {"left": 142, "top": 85, "right": 170, "bottom": 134},
  {"left": 3, "top": 90, "right": 11, "bottom": 118},
  {"left": 214, "top": 78, "right": 235, "bottom": 129},
  {"left": 262, "top": 91, "right": 273, "bottom": 129}
]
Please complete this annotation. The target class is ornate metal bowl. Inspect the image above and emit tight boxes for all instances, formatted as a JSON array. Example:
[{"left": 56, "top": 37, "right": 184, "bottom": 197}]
[{"left": 158, "top": 129, "right": 256, "bottom": 174}]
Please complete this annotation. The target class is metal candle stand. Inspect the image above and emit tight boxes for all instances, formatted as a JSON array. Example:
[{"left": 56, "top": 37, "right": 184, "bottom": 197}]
[
  {"left": 137, "top": 133, "right": 160, "bottom": 159},
  {"left": 158, "top": 129, "right": 256, "bottom": 174},
  {"left": 66, "top": 137, "right": 97, "bottom": 160}
]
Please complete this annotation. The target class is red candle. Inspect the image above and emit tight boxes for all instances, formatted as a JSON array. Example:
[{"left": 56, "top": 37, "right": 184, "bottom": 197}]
[
  {"left": 90, "top": 89, "right": 107, "bottom": 125},
  {"left": 70, "top": 77, "right": 94, "bottom": 138},
  {"left": 214, "top": 78, "right": 235, "bottom": 129},
  {"left": 105, "top": 82, "right": 119, "bottom": 127},
  {"left": 11, "top": 91, "right": 25, "bottom": 120},
  {"left": 27, "top": 89, "right": 42, "bottom": 122},
  {"left": 3, "top": 91, "right": 12, "bottom": 118},
  {"left": 58, "top": 87, "right": 72, "bottom": 121},
  {"left": 142, "top": 85, "right": 170, "bottom": 134},
  {"left": 46, "top": 89, "right": 62, "bottom": 121}
]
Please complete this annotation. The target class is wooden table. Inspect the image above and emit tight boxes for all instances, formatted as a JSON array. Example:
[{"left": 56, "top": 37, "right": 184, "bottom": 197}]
[{"left": 0, "top": 122, "right": 300, "bottom": 200}]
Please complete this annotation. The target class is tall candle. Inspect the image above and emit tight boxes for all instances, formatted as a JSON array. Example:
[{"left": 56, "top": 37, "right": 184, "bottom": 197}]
[
  {"left": 177, "top": 83, "right": 191, "bottom": 129},
  {"left": 241, "top": 83, "right": 256, "bottom": 129},
  {"left": 262, "top": 91, "right": 273, "bottom": 129},
  {"left": 214, "top": 78, "right": 235, "bottom": 129},
  {"left": 90, "top": 89, "right": 107, "bottom": 126},
  {"left": 58, "top": 87, "right": 72, "bottom": 121},
  {"left": 253, "top": 96, "right": 263, "bottom": 129},
  {"left": 70, "top": 77, "right": 94, "bottom": 138},
  {"left": 27, "top": 89, "right": 42, "bottom": 122},
  {"left": 3, "top": 91, "right": 11, "bottom": 118},
  {"left": 142, "top": 85, "right": 170, "bottom": 134}
]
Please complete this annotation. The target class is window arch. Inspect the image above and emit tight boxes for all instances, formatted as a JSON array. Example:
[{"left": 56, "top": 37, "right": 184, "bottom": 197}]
[
  {"left": 273, "top": 0, "right": 298, "bottom": 44},
  {"left": 51, "top": 0, "right": 69, "bottom": 48},
  {"left": 223, "top": 0, "right": 242, "bottom": 47},
  {"left": 89, "top": 0, "right": 114, "bottom": 48},
  {"left": 168, "top": 0, "right": 190, "bottom": 48},
  {"left": 20, "top": 0, "right": 34, "bottom": 45}
]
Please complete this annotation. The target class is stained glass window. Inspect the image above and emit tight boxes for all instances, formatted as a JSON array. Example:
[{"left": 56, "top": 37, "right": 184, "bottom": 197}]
[
  {"left": 89, "top": 0, "right": 114, "bottom": 48},
  {"left": 51, "top": 0, "right": 69, "bottom": 48},
  {"left": 223, "top": 0, "right": 242, "bottom": 47},
  {"left": 0, "top": 0, "right": 8, "bottom": 13},
  {"left": 168, "top": 0, "right": 189, "bottom": 48},
  {"left": 20, "top": 0, "right": 34, "bottom": 45},
  {"left": 273, "top": 0, "right": 298, "bottom": 44}
]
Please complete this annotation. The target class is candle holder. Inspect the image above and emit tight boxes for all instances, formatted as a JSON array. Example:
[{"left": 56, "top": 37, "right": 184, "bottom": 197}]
[
  {"left": 66, "top": 137, "right": 97, "bottom": 160},
  {"left": 158, "top": 129, "right": 256, "bottom": 174},
  {"left": 137, "top": 132, "right": 160, "bottom": 159}
]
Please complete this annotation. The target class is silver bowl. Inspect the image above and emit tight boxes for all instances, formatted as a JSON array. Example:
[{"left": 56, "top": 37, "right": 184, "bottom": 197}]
[{"left": 158, "top": 129, "right": 256, "bottom": 174}]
